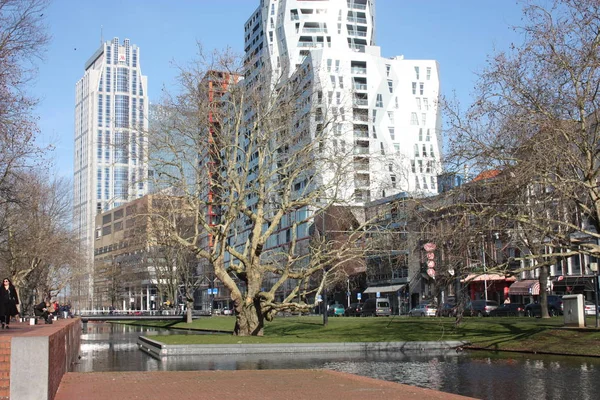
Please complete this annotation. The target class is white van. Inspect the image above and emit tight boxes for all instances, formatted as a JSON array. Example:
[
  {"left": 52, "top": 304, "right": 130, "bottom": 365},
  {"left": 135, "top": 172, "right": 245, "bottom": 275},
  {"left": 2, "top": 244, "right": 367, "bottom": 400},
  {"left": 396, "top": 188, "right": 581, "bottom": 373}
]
[{"left": 361, "top": 298, "right": 391, "bottom": 317}]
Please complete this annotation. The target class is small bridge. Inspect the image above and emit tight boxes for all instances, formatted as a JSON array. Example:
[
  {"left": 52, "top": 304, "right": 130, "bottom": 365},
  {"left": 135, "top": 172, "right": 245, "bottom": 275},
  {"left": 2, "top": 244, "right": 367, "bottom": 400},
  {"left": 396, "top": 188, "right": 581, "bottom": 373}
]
[{"left": 78, "top": 310, "right": 207, "bottom": 323}]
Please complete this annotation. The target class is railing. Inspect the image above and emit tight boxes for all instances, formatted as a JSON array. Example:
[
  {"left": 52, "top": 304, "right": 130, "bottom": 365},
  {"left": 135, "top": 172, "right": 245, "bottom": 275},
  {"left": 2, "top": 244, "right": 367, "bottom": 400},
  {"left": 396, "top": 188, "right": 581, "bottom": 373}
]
[
  {"left": 303, "top": 28, "right": 327, "bottom": 33},
  {"left": 347, "top": 2, "right": 367, "bottom": 10},
  {"left": 351, "top": 67, "right": 367, "bottom": 75},
  {"left": 348, "top": 17, "right": 367, "bottom": 24},
  {"left": 353, "top": 114, "right": 369, "bottom": 122},
  {"left": 354, "top": 130, "right": 369, "bottom": 138},
  {"left": 348, "top": 30, "right": 367, "bottom": 37},
  {"left": 354, "top": 147, "right": 370, "bottom": 155},
  {"left": 353, "top": 83, "right": 367, "bottom": 91},
  {"left": 353, "top": 99, "right": 368, "bottom": 106}
]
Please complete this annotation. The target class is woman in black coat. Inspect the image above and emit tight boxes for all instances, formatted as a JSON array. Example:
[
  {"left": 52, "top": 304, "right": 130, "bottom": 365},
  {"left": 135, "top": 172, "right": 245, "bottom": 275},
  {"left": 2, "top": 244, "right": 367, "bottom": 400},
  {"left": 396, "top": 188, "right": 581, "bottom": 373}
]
[{"left": 0, "top": 278, "right": 19, "bottom": 329}]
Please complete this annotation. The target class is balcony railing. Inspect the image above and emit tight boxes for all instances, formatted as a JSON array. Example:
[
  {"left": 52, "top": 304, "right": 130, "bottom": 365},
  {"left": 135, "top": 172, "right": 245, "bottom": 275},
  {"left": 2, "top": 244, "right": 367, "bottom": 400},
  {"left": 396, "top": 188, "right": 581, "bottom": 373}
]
[
  {"left": 353, "top": 98, "right": 368, "bottom": 106},
  {"left": 351, "top": 67, "right": 367, "bottom": 75},
  {"left": 352, "top": 114, "right": 369, "bottom": 122},
  {"left": 354, "top": 147, "right": 370, "bottom": 155},
  {"left": 347, "top": 2, "right": 367, "bottom": 10},
  {"left": 348, "top": 30, "right": 367, "bottom": 37},
  {"left": 347, "top": 17, "right": 367, "bottom": 24},
  {"left": 353, "top": 83, "right": 367, "bottom": 91},
  {"left": 303, "top": 28, "right": 327, "bottom": 34}
]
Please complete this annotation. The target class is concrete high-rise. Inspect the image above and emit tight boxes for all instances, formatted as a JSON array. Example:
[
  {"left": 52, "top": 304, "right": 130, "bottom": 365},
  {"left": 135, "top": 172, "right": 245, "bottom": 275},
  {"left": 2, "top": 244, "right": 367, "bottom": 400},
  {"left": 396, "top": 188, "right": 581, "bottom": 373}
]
[
  {"left": 244, "top": 0, "right": 441, "bottom": 201},
  {"left": 74, "top": 37, "right": 149, "bottom": 308}
]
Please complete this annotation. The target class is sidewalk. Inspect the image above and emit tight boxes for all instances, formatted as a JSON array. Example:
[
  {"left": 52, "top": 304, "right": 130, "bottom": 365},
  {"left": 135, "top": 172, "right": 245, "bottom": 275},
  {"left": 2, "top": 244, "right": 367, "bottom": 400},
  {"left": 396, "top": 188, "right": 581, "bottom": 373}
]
[{"left": 55, "top": 370, "right": 477, "bottom": 400}]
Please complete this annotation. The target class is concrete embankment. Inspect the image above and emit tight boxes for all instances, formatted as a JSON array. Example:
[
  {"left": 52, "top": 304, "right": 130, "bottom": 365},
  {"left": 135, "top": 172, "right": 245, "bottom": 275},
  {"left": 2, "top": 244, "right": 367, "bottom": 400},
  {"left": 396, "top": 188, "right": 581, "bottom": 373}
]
[{"left": 137, "top": 335, "right": 468, "bottom": 358}]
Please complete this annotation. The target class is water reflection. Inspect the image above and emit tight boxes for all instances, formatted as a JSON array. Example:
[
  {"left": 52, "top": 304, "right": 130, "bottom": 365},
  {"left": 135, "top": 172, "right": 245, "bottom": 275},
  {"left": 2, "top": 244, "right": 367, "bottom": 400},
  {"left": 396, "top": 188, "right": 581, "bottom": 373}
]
[{"left": 74, "top": 323, "right": 600, "bottom": 400}]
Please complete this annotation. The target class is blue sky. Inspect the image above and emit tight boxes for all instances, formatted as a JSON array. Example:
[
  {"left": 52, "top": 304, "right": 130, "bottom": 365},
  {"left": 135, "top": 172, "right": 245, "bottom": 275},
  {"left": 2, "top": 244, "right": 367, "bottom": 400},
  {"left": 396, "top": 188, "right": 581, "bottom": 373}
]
[{"left": 33, "top": 0, "right": 525, "bottom": 178}]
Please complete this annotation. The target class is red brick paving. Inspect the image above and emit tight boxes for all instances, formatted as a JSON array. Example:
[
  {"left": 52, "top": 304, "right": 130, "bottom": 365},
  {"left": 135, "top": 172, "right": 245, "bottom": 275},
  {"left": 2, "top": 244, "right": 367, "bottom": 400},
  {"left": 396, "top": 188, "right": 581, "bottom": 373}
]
[{"left": 55, "top": 370, "right": 477, "bottom": 400}]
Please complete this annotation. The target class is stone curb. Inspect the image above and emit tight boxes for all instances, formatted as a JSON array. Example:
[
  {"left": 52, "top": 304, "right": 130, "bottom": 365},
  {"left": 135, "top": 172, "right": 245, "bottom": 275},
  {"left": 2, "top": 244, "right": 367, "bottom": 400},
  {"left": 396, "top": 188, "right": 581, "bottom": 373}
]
[{"left": 137, "top": 336, "right": 469, "bottom": 358}]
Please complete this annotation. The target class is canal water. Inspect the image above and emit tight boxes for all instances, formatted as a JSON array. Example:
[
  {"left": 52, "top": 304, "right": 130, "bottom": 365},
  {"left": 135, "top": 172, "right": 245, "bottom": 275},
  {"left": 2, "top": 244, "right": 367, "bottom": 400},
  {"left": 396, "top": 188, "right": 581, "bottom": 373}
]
[{"left": 75, "top": 323, "right": 600, "bottom": 400}]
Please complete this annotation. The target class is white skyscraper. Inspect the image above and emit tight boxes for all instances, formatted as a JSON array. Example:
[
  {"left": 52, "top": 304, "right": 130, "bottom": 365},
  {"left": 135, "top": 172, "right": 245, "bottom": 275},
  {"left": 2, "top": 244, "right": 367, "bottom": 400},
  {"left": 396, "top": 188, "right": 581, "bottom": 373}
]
[
  {"left": 244, "top": 0, "right": 441, "bottom": 202},
  {"left": 74, "top": 37, "right": 149, "bottom": 307}
]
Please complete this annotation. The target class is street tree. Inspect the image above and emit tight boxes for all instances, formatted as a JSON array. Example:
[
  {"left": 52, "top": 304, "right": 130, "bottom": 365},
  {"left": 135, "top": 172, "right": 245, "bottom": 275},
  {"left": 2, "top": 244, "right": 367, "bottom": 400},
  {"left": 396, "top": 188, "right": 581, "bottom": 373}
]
[
  {"left": 443, "top": 0, "right": 600, "bottom": 316},
  {"left": 148, "top": 48, "right": 367, "bottom": 336}
]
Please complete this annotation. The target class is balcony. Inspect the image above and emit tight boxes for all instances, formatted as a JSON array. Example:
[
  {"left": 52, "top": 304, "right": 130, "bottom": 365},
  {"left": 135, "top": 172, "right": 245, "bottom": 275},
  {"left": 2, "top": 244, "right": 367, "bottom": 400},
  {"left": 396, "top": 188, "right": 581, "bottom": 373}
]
[
  {"left": 354, "top": 146, "right": 370, "bottom": 155},
  {"left": 303, "top": 28, "right": 327, "bottom": 34},
  {"left": 353, "top": 129, "right": 369, "bottom": 138},
  {"left": 347, "top": 1, "right": 367, "bottom": 10},
  {"left": 351, "top": 67, "right": 367, "bottom": 75},
  {"left": 348, "top": 30, "right": 367, "bottom": 37},
  {"left": 347, "top": 17, "right": 367, "bottom": 24},
  {"left": 352, "top": 113, "right": 369, "bottom": 122},
  {"left": 353, "top": 83, "right": 367, "bottom": 91},
  {"left": 353, "top": 98, "right": 368, "bottom": 107}
]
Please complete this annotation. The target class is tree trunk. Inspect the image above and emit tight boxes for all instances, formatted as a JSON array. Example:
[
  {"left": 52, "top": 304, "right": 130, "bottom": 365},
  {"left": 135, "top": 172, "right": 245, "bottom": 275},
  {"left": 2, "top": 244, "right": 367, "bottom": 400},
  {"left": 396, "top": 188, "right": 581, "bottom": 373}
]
[
  {"left": 539, "top": 265, "right": 549, "bottom": 318},
  {"left": 233, "top": 297, "right": 265, "bottom": 336},
  {"left": 186, "top": 299, "right": 193, "bottom": 323}
]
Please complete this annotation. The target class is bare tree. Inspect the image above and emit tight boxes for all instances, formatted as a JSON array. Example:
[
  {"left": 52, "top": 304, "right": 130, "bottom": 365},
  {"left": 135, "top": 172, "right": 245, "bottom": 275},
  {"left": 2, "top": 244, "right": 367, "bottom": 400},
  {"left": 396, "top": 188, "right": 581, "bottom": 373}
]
[
  {"left": 442, "top": 0, "right": 600, "bottom": 317},
  {"left": 0, "top": 0, "right": 50, "bottom": 203},
  {"left": 147, "top": 48, "right": 368, "bottom": 336},
  {"left": 0, "top": 172, "right": 83, "bottom": 312}
]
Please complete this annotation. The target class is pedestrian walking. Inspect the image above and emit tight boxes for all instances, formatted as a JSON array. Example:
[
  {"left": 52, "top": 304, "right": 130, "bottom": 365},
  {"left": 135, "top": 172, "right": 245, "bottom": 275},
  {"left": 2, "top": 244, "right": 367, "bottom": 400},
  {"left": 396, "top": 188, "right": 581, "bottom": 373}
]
[{"left": 0, "top": 278, "right": 19, "bottom": 329}]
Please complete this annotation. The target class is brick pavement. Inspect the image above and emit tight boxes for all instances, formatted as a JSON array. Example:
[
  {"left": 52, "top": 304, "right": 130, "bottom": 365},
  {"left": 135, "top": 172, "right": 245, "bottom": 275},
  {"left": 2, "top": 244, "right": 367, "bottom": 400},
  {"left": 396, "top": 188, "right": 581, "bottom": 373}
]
[{"left": 55, "top": 369, "right": 477, "bottom": 400}]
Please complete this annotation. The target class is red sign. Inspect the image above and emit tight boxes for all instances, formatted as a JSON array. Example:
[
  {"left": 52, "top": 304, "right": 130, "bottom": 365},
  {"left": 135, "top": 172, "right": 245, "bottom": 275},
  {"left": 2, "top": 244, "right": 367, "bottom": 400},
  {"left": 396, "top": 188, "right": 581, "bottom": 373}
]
[{"left": 423, "top": 243, "right": 436, "bottom": 252}]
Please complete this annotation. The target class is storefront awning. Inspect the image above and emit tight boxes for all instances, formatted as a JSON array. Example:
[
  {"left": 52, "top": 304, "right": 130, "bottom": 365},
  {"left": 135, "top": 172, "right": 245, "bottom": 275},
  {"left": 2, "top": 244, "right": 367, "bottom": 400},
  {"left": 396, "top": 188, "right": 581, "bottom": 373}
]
[
  {"left": 508, "top": 279, "right": 540, "bottom": 296},
  {"left": 461, "top": 274, "right": 516, "bottom": 283},
  {"left": 363, "top": 284, "right": 406, "bottom": 294}
]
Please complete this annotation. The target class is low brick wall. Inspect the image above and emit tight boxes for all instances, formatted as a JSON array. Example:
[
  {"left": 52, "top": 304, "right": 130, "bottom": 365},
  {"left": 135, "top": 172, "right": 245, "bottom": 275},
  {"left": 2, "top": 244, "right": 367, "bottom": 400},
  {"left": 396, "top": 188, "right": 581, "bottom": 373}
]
[
  {"left": 0, "top": 336, "right": 11, "bottom": 400},
  {"left": 9, "top": 318, "right": 81, "bottom": 400}
]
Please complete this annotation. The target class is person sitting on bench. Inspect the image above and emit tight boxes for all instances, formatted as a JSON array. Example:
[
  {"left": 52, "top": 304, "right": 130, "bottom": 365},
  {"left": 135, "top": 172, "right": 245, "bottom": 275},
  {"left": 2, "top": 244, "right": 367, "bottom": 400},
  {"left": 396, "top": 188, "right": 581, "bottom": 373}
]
[{"left": 34, "top": 301, "right": 51, "bottom": 324}]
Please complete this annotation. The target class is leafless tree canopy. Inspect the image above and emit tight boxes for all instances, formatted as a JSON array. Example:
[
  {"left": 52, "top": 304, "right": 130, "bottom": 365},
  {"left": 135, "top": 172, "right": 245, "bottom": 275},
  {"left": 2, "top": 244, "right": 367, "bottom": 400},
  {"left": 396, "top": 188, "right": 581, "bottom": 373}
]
[
  {"left": 147, "top": 48, "right": 368, "bottom": 335},
  {"left": 440, "top": 0, "right": 600, "bottom": 318}
]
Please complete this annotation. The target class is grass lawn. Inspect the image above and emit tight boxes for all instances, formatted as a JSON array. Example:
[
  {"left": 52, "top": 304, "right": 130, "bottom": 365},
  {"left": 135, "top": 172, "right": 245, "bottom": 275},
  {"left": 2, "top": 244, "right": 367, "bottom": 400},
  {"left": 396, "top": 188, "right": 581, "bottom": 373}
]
[{"left": 121, "top": 315, "right": 600, "bottom": 356}]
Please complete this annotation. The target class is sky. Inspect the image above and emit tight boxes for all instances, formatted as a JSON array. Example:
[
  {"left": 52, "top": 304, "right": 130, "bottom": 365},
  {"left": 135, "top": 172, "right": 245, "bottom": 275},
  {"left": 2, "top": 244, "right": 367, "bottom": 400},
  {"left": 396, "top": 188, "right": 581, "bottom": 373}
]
[{"left": 32, "top": 0, "right": 526, "bottom": 178}]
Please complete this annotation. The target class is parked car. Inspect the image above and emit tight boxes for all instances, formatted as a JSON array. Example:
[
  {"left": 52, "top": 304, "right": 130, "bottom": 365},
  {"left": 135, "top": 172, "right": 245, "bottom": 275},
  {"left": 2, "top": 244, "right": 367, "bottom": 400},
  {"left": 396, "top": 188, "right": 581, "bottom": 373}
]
[
  {"left": 327, "top": 303, "right": 345, "bottom": 317},
  {"left": 524, "top": 296, "right": 564, "bottom": 317},
  {"left": 584, "top": 301, "right": 597, "bottom": 316},
  {"left": 439, "top": 303, "right": 457, "bottom": 317},
  {"left": 222, "top": 307, "right": 233, "bottom": 315},
  {"left": 361, "top": 298, "right": 391, "bottom": 317},
  {"left": 345, "top": 303, "right": 363, "bottom": 317},
  {"left": 465, "top": 300, "right": 499, "bottom": 317},
  {"left": 489, "top": 303, "right": 525, "bottom": 317},
  {"left": 408, "top": 303, "right": 437, "bottom": 317}
]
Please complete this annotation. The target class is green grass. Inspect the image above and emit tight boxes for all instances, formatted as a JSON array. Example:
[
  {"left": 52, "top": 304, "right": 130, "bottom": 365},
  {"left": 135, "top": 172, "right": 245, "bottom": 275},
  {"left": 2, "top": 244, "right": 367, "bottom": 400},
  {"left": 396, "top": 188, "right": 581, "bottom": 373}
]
[{"left": 121, "top": 315, "right": 600, "bottom": 356}]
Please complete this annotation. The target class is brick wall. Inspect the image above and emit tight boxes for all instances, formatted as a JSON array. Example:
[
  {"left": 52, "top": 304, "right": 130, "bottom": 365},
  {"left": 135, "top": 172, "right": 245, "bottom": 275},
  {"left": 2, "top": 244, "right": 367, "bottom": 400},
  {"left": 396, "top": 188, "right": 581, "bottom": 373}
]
[
  {"left": 0, "top": 337, "right": 10, "bottom": 400},
  {"left": 6, "top": 319, "right": 81, "bottom": 400}
]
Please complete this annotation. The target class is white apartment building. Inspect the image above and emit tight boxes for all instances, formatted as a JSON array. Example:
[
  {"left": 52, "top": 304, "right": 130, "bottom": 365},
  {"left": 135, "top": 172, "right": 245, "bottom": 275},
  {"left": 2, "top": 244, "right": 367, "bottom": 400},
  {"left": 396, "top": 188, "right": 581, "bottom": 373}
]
[
  {"left": 244, "top": 0, "right": 441, "bottom": 203},
  {"left": 74, "top": 37, "right": 149, "bottom": 307}
]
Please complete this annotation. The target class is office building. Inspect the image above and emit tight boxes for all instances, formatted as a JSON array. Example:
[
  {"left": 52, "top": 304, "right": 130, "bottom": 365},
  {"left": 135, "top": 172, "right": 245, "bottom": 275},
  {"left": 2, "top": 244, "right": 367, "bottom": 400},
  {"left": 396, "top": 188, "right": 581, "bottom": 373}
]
[{"left": 74, "top": 37, "right": 149, "bottom": 308}]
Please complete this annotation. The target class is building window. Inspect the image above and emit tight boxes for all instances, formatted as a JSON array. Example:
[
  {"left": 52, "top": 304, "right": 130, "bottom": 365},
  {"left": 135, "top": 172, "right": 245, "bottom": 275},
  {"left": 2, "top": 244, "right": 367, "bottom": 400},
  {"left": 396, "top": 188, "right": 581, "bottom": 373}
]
[
  {"left": 421, "top": 113, "right": 426, "bottom": 125},
  {"left": 423, "top": 176, "right": 428, "bottom": 189},
  {"left": 327, "top": 59, "right": 332, "bottom": 72},
  {"left": 376, "top": 93, "right": 383, "bottom": 107},
  {"left": 394, "top": 143, "right": 400, "bottom": 153},
  {"left": 372, "top": 109, "right": 377, "bottom": 123},
  {"left": 391, "top": 175, "right": 397, "bottom": 188},
  {"left": 420, "top": 82, "right": 424, "bottom": 95},
  {"left": 416, "top": 97, "right": 421, "bottom": 110},
  {"left": 394, "top": 96, "right": 399, "bottom": 109},
  {"left": 415, "top": 176, "right": 420, "bottom": 189},
  {"left": 116, "top": 67, "right": 129, "bottom": 92},
  {"left": 387, "top": 80, "right": 393, "bottom": 93},
  {"left": 105, "top": 67, "right": 111, "bottom": 92},
  {"left": 387, "top": 111, "right": 394, "bottom": 124},
  {"left": 415, "top": 66, "right": 420, "bottom": 80},
  {"left": 412, "top": 82, "right": 416, "bottom": 95},
  {"left": 426, "top": 67, "right": 431, "bottom": 80},
  {"left": 389, "top": 127, "right": 395, "bottom": 140},
  {"left": 423, "top": 97, "right": 429, "bottom": 110},
  {"left": 386, "top": 64, "right": 391, "bottom": 77},
  {"left": 430, "top": 144, "right": 435, "bottom": 157},
  {"left": 422, "top": 144, "right": 427, "bottom": 157},
  {"left": 410, "top": 112, "right": 418, "bottom": 125},
  {"left": 380, "top": 142, "right": 385, "bottom": 155},
  {"left": 414, "top": 144, "right": 419, "bottom": 157},
  {"left": 338, "top": 76, "right": 344, "bottom": 89},
  {"left": 411, "top": 160, "right": 416, "bottom": 173},
  {"left": 418, "top": 160, "right": 423, "bottom": 173},
  {"left": 430, "top": 176, "right": 436, "bottom": 189},
  {"left": 426, "top": 160, "right": 431, "bottom": 173},
  {"left": 426, "top": 128, "right": 431, "bottom": 141},
  {"left": 372, "top": 125, "right": 377, "bottom": 138},
  {"left": 389, "top": 163, "right": 393, "bottom": 172},
  {"left": 419, "top": 128, "right": 423, "bottom": 141},
  {"left": 335, "top": 60, "right": 340, "bottom": 73}
]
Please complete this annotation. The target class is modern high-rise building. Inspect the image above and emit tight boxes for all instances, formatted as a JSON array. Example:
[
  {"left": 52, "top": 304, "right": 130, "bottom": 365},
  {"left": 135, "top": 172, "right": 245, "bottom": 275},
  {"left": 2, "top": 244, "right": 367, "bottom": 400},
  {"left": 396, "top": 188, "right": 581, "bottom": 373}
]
[
  {"left": 244, "top": 0, "right": 441, "bottom": 201},
  {"left": 74, "top": 37, "right": 149, "bottom": 308}
]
